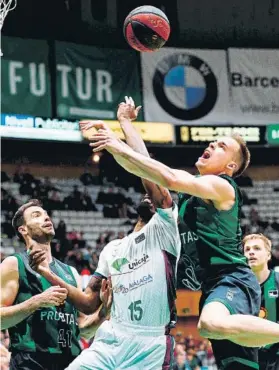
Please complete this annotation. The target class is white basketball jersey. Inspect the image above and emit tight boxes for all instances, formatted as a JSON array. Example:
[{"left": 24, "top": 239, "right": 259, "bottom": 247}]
[{"left": 95, "top": 205, "right": 181, "bottom": 328}]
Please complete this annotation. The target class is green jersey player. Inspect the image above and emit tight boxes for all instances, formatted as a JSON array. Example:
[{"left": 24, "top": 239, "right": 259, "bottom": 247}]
[
  {"left": 86, "top": 96, "right": 279, "bottom": 370},
  {"left": 244, "top": 233, "right": 279, "bottom": 370},
  {"left": 0, "top": 199, "right": 111, "bottom": 370}
]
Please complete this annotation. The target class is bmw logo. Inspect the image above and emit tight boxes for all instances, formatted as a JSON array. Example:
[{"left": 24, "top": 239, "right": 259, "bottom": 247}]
[{"left": 153, "top": 53, "right": 218, "bottom": 120}]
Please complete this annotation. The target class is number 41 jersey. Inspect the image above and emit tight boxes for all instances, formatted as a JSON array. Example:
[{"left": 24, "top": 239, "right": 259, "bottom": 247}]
[{"left": 95, "top": 205, "right": 181, "bottom": 329}]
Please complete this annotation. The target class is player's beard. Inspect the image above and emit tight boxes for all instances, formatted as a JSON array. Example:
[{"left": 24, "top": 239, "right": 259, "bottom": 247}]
[{"left": 136, "top": 202, "right": 155, "bottom": 223}]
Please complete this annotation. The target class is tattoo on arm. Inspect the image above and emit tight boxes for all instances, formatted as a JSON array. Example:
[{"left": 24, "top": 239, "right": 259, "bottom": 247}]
[{"left": 88, "top": 277, "right": 102, "bottom": 293}]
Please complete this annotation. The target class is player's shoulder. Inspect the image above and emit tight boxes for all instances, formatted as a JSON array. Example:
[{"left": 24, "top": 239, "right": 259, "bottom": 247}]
[
  {"left": 101, "top": 238, "right": 125, "bottom": 253},
  {"left": 0, "top": 255, "right": 19, "bottom": 271}
]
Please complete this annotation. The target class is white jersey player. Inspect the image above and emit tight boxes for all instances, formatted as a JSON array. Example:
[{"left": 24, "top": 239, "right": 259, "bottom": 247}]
[{"left": 68, "top": 194, "right": 181, "bottom": 370}]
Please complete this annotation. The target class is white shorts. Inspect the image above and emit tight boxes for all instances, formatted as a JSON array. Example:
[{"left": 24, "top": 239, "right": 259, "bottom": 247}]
[{"left": 66, "top": 320, "right": 175, "bottom": 370}]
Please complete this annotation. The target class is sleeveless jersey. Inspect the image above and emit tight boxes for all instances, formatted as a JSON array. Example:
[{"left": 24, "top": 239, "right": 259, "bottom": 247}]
[
  {"left": 8, "top": 252, "right": 81, "bottom": 356},
  {"left": 95, "top": 205, "right": 181, "bottom": 330},
  {"left": 178, "top": 175, "right": 247, "bottom": 281},
  {"left": 260, "top": 270, "right": 279, "bottom": 354}
]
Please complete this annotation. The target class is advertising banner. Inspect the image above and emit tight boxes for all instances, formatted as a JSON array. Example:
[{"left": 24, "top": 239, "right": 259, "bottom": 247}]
[
  {"left": 141, "top": 48, "right": 231, "bottom": 124},
  {"left": 228, "top": 48, "right": 279, "bottom": 123},
  {"left": 55, "top": 42, "right": 143, "bottom": 120},
  {"left": 1, "top": 37, "right": 52, "bottom": 117}
]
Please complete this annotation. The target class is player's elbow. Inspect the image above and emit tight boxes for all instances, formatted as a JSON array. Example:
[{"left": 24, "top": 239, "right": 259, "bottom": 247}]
[
  {"left": 74, "top": 296, "right": 101, "bottom": 315},
  {"left": 198, "top": 317, "right": 232, "bottom": 339}
]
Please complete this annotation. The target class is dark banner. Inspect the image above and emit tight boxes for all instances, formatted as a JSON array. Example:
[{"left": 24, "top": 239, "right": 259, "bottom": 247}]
[{"left": 176, "top": 125, "right": 267, "bottom": 146}]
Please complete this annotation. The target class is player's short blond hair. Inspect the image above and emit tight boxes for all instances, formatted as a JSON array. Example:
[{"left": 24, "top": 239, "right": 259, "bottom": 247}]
[
  {"left": 243, "top": 233, "right": 272, "bottom": 253},
  {"left": 231, "top": 133, "right": 251, "bottom": 178}
]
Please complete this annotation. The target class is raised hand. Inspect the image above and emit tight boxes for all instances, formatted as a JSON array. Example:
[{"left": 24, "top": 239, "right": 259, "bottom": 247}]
[
  {"left": 81, "top": 120, "right": 124, "bottom": 155},
  {"left": 117, "top": 96, "right": 141, "bottom": 121}
]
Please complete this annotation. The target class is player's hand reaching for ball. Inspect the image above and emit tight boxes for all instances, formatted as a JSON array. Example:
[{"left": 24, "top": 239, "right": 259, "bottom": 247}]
[
  {"left": 35, "top": 286, "right": 68, "bottom": 308},
  {"left": 80, "top": 120, "right": 125, "bottom": 155},
  {"left": 117, "top": 96, "right": 141, "bottom": 122}
]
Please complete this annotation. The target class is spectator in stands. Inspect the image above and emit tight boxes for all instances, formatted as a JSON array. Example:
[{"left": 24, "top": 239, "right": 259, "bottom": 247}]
[
  {"left": 48, "top": 190, "right": 63, "bottom": 210},
  {"left": 55, "top": 220, "right": 67, "bottom": 240},
  {"left": 63, "top": 185, "right": 82, "bottom": 210},
  {"left": 80, "top": 188, "right": 97, "bottom": 211},
  {"left": 80, "top": 169, "right": 96, "bottom": 186},
  {"left": 186, "top": 349, "right": 201, "bottom": 369},
  {"left": 271, "top": 217, "right": 279, "bottom": 232},
  {"left": 1, "top": 189, "right": 18, "bottom": 214},
  {"left": 173, "top": 351, "right": 191, "bottom": 370},
  {"left": 1, "top": 212, "right": 15, "bottom": 239}
]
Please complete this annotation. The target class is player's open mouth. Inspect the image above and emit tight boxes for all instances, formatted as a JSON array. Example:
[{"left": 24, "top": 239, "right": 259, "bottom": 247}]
[
  {"left": 200, "top": 150, "right": 211, "bottom": 160},
  {"left": 43, "top": 222, "right": 53, "bottom": 228}
]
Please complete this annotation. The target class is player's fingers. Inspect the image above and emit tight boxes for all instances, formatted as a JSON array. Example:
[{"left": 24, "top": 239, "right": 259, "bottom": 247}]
[
  {"left": 29, "top": 249, "right": 44, "bottom": 259},
  {"left": 89, "top": 139, "right": 107, "bottom": 147},
  {"left": 125, "top": 96, "right": 129, "bottom": 104},
  {"left": 129, "top": 97, "right": 135, "bottom": 107},
  {"left": 93, "top": 144, "right": 106, "bottom": 153},
  {"left": 31, "top": 255, "right": 46, "bottom": 267},
  {"left": 135, "top": 106, "right": 142, "bottom": 114},
  {"left": 82, "top": 120, "right": 106, "bottom": 131},
  {"left": 107, "top": 276, "right": 112, "bottom": 288},
  {"left": 89, "top": 134, "right": 107, "bottom": 141},
  {"left": 79, "top": 121, "right": 95, "bottom": 130},
  {"left": 52, "top": 287, "right": 68, "bottom": 294}
]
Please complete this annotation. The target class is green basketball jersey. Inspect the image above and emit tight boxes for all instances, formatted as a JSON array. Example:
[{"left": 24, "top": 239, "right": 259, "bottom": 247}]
[
  {"left": 178, "top": 174, "right": 248, "bottom": 280},
  {"left": 8, "top": 252, "right": 81, "bottom": 356},
  {"left": 260, "top": 270, "right": 279, "bottom": 354}
]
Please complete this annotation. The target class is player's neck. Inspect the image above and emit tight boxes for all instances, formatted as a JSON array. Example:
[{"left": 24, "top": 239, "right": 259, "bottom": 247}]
[
  {"left": 254, "top": 266, "right": 270, "bottom": 284},
  {"left": 134, "top": 219, "right": 146, "bottom": 232}
]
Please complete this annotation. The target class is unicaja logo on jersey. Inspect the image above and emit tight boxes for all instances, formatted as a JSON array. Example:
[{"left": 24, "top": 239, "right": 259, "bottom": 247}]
[
  {"left": 128, "top": 254, "right": 149, "bottom": 270},
  {"left": 153, "top": 53, "right": 218, "bottom": 120},
  {"left": 112, "top": 254, "right": 150, "bottom": 273},
  {"left": 111, "top": 258, "right": 129, "bottom": 272}
]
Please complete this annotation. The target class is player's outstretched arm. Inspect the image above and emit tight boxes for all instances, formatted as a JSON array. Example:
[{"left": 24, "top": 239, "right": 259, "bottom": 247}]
[
  {"left": 29, "top": 248, "right": 102, "bottom": 315},
  {"left": 86, "top": 121, "right": 234, "bottom": 205},
  {"left": 0, "top": 257, "right": 67, "bottom": 329},
  {"left": 117, "top": 96, "right": 172, "bottom": 209}
]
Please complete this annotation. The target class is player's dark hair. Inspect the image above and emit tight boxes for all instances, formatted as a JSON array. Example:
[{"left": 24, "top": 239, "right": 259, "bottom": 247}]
[
  {"left": 12, "top": 199, "right": 43, "bottom": 241},
  {"left": 231, "top": 133, "right": 251, "bottom": 178}
]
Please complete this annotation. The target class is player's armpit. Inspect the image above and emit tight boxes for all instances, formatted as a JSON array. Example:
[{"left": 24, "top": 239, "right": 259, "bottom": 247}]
[{"left": 168, "top": 172, "right": 235, "bottom": 203}]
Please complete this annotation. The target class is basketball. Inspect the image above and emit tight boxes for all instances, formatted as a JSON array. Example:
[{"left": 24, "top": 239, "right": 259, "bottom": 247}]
[{"left": 123, "top": 6, "right": 170, "bottom": 52}]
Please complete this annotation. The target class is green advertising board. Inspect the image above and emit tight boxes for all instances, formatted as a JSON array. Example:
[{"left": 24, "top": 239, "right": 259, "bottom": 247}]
[
  {"left": 55, "top": 42, "right": 143, "bottom": 120},
  {"left": 267, "top": 124, "right": 279, "bottom": 145},
  {"left": 1, "top": 37, "right": 52, "bottom": 117}
]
